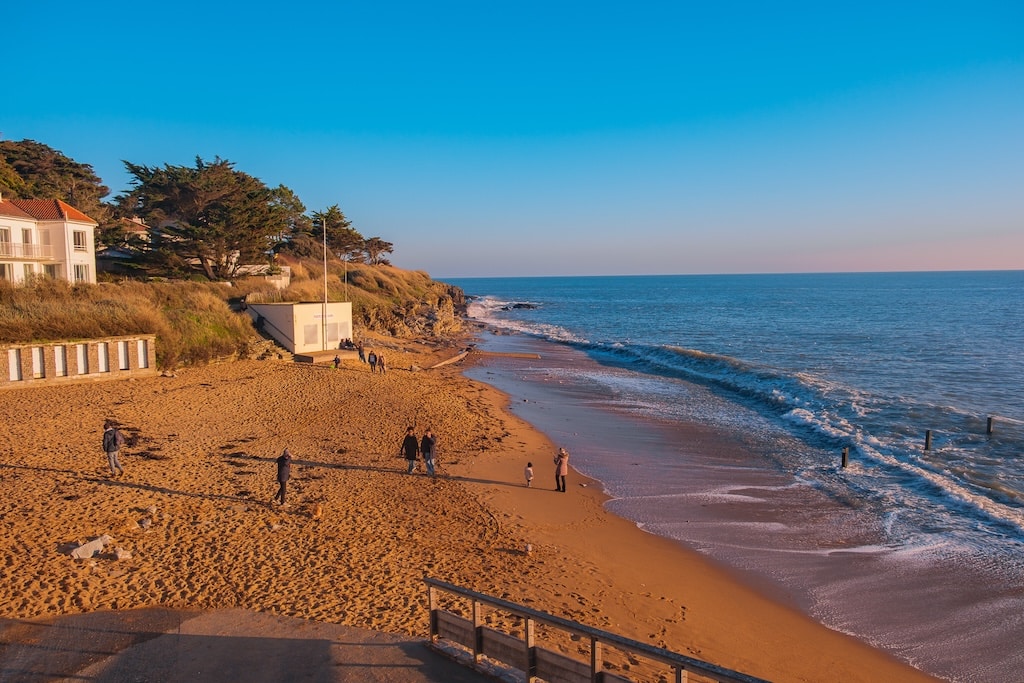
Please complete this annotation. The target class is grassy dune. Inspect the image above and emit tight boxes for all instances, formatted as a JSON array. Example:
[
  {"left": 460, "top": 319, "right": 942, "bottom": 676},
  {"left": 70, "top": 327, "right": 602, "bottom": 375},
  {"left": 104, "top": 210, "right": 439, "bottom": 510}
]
[{"left": 0, "top": 259, "right": 463, "bottom": 369}]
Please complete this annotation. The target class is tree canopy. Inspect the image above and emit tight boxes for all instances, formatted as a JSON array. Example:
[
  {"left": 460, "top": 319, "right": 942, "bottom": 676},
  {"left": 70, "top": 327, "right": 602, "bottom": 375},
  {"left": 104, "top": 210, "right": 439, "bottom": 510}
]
[
  {"left": 0, "top": 139, "right": 111, "bottom": 225},
  {"left": 310, "top": 205, "right": 364, "bottom": 260},
  {"left": 120, "top": 157, "right": 288, "bottom": 280},
  {"left": 1, "top": 137, "right": 398, "bottom": 279}
]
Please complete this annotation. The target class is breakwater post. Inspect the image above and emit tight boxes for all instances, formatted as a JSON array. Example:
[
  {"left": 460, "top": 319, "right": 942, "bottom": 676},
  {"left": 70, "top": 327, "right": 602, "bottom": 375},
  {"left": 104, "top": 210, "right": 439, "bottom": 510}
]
[
  {"left": 841, "top": 447, "right": 849, "bottom": 468},
  {"left": 924, "top": 430, "right": 933, "bottom": 451},
  {"left": 987, "top": 417, "right": 995, "bottom": 435}
]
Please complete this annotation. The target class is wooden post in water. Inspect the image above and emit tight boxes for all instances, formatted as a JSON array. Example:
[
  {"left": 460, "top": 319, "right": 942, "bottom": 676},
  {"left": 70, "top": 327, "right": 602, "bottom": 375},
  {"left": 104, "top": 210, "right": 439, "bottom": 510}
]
[
  {"left": 987, "top": 417, "right": 995, "bottom": 435},
  {"left": 924, "top": 430, "right": 933, "bottom": 451},
  {"left": 841, "top": 447, "right": 849, "bottom": 468}
]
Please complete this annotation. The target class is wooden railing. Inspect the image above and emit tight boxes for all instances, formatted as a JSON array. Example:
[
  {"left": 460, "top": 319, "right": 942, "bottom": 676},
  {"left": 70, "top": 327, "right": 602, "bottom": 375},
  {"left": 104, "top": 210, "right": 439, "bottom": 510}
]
[{"left": 425, "top": 577, "right": 769, "bottom": 683}]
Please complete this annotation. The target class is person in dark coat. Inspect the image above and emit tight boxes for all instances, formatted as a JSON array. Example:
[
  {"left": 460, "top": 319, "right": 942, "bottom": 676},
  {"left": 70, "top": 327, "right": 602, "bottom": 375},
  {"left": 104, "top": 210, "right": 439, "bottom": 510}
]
[
  {"left": 401, "top": 427, "right": 419, "bottom": 474},
  {"left": 102, "top": 419, "right": 126, "bottom": 477},
  {"left": 275, "top": 449, "right": 292, "bottom": 505},
  {"left": 420, "top": 428, "right": 437, "bottom": 477}
]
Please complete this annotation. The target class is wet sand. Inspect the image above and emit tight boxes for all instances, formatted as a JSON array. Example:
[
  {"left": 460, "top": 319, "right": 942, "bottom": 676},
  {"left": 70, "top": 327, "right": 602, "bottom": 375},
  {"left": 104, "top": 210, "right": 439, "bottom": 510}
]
[{"left": 0, "top": 335, "right": 935, "bottom": 681}]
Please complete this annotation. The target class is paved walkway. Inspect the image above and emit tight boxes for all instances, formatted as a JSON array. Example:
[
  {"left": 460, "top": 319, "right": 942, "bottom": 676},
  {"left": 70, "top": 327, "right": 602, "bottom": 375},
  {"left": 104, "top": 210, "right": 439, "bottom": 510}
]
[{"left": 0, "top": 608, "right": 500, "bottom": 682}]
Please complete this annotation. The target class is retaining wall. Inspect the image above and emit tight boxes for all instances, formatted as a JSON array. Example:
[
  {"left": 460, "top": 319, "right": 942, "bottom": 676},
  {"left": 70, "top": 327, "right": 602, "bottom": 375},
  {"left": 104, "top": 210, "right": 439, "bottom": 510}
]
[{"left": 1, "top": 335, "right": 158, "bottom": 390}]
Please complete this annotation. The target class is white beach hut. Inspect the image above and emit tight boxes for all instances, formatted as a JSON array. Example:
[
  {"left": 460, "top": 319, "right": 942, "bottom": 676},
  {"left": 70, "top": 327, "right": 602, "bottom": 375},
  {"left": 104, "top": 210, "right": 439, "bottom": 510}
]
[{"left": 246, "top": 301, "right": 353, "bottom": 355}]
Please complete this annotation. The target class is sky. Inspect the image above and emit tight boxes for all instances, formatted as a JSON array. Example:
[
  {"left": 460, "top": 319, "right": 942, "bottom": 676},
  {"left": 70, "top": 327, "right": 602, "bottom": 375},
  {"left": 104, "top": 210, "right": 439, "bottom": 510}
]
[{"left": 6, "top": 1, "right": 1023, "bottom": 277}]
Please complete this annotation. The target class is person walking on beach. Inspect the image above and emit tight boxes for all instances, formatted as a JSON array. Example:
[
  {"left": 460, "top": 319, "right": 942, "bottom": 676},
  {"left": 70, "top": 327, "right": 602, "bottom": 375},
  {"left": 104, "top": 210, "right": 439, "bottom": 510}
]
[
  {"left": 525, "top": 461, "right": 534, "bottom": 487},
  {"left": 357, "top": 342, "right": 365, "bottom": 363},
  {"left": 377, "top": 354, "right": 387, "bottom": 374},
  {"left": 401, "top": 427, "right": 420, "bottom": 474},
  {"left": 368, "top": 350, "right": 378, "bottom": 373},
  {"left": 275, "top": 449, "right": 292, "bottom": 505},
  {"left": 554, "top": 448, "right": 569, "bottom": 492},
  {"left": 420, "top": 428, "right": 437, "bottom": 477},
  {"left": 332, "top": 355, "right": 341, "bottom": 369},
  {"left": 102, "top": 420, "right": 126, "bottom": 477}
]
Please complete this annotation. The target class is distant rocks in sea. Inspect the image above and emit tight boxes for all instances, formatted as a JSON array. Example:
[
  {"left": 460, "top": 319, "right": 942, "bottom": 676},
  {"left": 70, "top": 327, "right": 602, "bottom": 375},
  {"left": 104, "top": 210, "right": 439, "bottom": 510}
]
[{"left": 501, "top": 303, "right": 538, "bottom": 311}]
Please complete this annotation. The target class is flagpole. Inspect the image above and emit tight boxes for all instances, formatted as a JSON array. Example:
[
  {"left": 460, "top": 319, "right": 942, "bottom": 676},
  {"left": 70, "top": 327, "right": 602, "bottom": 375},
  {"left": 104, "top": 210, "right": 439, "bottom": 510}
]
[{"left": 322, "top": 212, "right": 328, "bottom": 351}]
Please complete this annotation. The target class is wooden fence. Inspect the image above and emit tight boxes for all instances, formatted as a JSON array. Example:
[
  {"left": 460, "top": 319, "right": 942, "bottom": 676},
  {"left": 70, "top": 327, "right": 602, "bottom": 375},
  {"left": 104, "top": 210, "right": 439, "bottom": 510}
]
[{"left": 425, "top": 577, "right": 769, "bottom": 683}]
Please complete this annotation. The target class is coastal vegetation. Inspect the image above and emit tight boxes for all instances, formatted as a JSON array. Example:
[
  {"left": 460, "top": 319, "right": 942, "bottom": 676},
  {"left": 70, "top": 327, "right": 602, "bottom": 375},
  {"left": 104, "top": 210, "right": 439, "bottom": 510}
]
[
  {"left": 1, "top": 139, "right": 395, "bottom": 280},
  {"left": 0, "top": 261, "right": 463, "bottom": 368},
  {"left": 1, "top": 139, "right": 462, "bottom": 368}
]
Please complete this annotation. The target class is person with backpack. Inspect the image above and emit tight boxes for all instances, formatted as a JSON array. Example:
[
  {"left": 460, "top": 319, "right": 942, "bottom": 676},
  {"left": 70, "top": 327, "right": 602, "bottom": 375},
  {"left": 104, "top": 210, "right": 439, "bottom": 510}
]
[{"left": 102, "top": 419, "right": 126, "bottom": 477}]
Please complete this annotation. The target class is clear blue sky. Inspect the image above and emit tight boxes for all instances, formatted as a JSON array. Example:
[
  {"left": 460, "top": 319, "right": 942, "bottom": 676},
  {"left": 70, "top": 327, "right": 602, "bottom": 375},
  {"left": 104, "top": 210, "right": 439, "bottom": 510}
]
[{"left": 6, "top": 1, "right": 1023, "bottom": 277}]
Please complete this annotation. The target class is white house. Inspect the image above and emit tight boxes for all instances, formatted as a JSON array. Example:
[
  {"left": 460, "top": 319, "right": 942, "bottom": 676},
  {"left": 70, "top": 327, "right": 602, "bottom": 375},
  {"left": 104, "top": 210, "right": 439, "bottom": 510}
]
[
  {"left": 246, "top": 301, "right": 353, "bottom": 354},
  {"left": 0, "top": 194, "right": 98, "bottom": 284}
]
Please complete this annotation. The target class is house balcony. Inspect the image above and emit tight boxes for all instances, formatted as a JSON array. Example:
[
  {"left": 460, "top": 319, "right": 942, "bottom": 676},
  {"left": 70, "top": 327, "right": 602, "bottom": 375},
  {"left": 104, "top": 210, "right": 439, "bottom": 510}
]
[{"left": 0, "top": 243, "right": 54, "bottom": 260}]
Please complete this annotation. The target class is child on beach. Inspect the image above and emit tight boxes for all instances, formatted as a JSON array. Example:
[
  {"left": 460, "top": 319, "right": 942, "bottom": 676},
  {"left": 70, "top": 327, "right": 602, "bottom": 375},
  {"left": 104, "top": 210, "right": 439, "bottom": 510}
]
[{"left": 525, "top": 462, "right": 534, "bottom": 487}]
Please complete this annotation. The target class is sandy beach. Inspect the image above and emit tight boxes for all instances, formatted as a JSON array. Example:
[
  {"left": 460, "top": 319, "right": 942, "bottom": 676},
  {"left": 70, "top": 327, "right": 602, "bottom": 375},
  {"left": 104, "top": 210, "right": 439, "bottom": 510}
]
[{"left": 0, "top": 333, "right": 935, "bottom": 682}]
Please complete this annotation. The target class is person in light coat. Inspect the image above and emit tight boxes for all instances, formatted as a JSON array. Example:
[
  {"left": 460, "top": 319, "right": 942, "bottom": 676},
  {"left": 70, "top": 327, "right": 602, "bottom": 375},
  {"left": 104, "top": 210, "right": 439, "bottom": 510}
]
[{"left": 553, "top": 447, "right": 569, "bottom": 492}]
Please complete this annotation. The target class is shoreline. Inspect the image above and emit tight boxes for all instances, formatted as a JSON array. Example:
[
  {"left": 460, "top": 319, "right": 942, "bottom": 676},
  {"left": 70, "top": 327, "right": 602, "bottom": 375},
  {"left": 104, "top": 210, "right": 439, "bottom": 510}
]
[{"left": 0, "top": 336, "right": 934, "bottom": 682}]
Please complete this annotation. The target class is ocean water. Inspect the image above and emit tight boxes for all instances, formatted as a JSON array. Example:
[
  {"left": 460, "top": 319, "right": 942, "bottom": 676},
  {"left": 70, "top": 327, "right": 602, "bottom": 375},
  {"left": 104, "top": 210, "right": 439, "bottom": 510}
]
[{"left": 446, "top": 271, "right": 1024, "bottom": 682}]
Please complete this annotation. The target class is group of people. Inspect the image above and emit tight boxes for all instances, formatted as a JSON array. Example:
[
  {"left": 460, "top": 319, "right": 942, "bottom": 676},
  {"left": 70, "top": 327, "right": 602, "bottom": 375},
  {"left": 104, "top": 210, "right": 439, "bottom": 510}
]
[
  {"left": 104, "top": 415, "right": 572, "bottom": 507},
  {"left": 355, "top": 342, "right": 386, "bottom": 374},
  {"left": 401, "top": 427, "right": 437, "bottom": 476},
  {"left": 523, "top": 446, "right": 570, "bottom": 492}
]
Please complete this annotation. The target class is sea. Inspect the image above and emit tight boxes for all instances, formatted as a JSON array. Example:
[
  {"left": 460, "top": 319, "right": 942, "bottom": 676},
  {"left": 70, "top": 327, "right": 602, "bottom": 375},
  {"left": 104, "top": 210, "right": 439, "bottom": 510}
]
[{"left": 445, "top": 271, "right": 1024, "bottom": 683}]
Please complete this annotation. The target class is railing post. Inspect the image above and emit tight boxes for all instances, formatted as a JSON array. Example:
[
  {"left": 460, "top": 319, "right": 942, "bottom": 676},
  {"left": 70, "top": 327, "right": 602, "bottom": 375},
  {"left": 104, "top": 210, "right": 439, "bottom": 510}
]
[
  {"left": 591, "top": 636, "right": 603, "bottom": 682},
  {"left": 472, "top": 599, "right": 483, "bottom": 664},
  {"left": 524, "top": 617, "right": 537, "bottom": 682},
  {"left": 675, "top": 665, "right": 689, "bottom": 682},
  {"left": 427, "top": 583, "right": 438, "bottom": 642}
]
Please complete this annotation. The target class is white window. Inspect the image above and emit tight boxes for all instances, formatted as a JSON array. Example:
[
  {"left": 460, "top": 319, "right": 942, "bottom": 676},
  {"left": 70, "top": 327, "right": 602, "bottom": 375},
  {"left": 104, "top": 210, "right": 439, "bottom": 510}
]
[
  {"left": 303, "top": 324, "right": 319, "bottom": 346},
  {"left": 55, "top": 346, "right": 68, "bottom": 377},
  {"left": 24, "top": 264, "right": 34, "bottom": 280},
  {"left": 44, "top": 264, "right": 59, "bottom": 278},
  {"left": 31, "top": 347, "right": 45, "bottom": 379},
  {"left": 137, "top": 339, "right": 149, "bottom": 368},
  {"left": 98, "top": 343, "right": 110, "bottom": 372},
  {"left": 7, "top": 349, "right": 21, "bottom": 381},
  {"left": 118, "top": 341, "right": 130, "bottom": 370},
  {"left": 22, "top": 228, "right": 32, "bottom": 245},
  {"left": 75, "top": 344, "right": 88, "bottom": 374},
  {"left": 73, "top": 230, "right": 88, "bottom": 251},
  {"left": 0, "top": 228, "right": 10, "bottom": 256},
  {"left": 0, "top": 263, "right": 12, "bottom": 282},
  {"left": 73, "top": 264, "right": 89, "bottom": 282}
]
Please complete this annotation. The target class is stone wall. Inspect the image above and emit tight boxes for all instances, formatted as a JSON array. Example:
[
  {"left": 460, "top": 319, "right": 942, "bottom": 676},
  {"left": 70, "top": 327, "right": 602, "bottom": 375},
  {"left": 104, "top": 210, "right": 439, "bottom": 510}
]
[{"left": 1, "top": 335, "right": 158, "bottom": 390}]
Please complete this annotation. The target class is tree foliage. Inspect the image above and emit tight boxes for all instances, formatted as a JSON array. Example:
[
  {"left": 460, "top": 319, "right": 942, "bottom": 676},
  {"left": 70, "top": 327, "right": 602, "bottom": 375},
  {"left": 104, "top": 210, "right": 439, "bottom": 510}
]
[
  {"left": 120, "top": 157, "right": 289, "bottom": 280},
  {"left": 363, "top": 237, "right": 394, "bottom": 265},
  {"left": 310, "top": 205, "right": 364, "bottom": 260},
  {"left": 0, "top": 139, "right": 111, "bottom": 225},
  {"left": 1, "top": 137, "right": 402, "bottom": 278}
]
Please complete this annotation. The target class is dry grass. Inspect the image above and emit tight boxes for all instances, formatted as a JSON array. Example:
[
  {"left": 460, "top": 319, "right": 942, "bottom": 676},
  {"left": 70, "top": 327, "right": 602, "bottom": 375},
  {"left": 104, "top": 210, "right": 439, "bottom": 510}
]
[
  {"left": 0, "top": 279, "right": 261, "bottom": 368},
  {"left": 0, "top": 261, "right": 464, "bottom": 369}
]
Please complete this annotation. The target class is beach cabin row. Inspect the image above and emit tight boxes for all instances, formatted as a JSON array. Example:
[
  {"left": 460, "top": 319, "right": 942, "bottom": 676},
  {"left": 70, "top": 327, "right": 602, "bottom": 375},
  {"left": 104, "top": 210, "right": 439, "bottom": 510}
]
[{"left": 0, "top": 335, "right": 157, "bottom": 390}]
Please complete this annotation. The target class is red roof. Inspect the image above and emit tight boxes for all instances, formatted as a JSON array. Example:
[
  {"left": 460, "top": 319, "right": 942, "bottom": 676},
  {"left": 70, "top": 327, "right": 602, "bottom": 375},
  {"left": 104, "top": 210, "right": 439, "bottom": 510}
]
[
  {"left": 2, "top": 198, "right": 97, "bottom": 224},
  {"left": 0, "top": 200, "right": 35, "bottom": 219}
]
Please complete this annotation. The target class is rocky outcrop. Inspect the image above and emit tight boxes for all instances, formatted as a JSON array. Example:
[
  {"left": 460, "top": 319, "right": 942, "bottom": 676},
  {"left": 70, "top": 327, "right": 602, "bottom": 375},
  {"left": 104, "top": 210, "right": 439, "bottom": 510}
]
[{"left": 360, "top": 288, "right": 464, "bottom": 338}]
